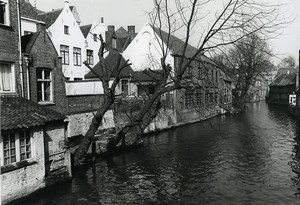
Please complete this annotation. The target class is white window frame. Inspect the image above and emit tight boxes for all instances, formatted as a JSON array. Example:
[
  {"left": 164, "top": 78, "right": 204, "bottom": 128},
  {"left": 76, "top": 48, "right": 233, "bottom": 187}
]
[
  {"left": 0, "top": 130, "right": 33, "bottom": 167},
  {"left": 0, "top": 62, "right": 16, "bottom": 93},
  {"left": 37, "top": 68, "right": 53, "bottom": 103},
  {"left": 0, "top": 0, "right": 10, "bottom": 26}
]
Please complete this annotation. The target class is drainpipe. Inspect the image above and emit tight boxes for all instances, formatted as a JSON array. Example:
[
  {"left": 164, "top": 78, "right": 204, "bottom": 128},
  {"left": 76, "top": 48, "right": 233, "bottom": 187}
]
[
  {"left": 17, "top": 0, "right": 24, "bottom": 97},
  {"left": 24, "top": 54, "right": 31, "bottom": 100}
]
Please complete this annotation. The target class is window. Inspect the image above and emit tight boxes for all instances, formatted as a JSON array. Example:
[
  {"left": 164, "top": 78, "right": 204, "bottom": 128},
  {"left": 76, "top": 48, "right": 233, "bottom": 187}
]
[
  {"left": 86, "top": 49, "right": 94, "bottom": 65},
  {"left": 0, "top": 0, "right": 9, "bottom": 25},
  {"left": 187, "top": 66, "right": 193, "bottom": 78},
  {"left": 37, "top": 68, "right": 52, "bottom": 102},
  {"left": 3, "top": 133, "right": 16, "bottom": 165},
  {"left": 19, "top": 130, "right": 31, "bottom": 160},
  {"left": 196, "top": 87, "right": 203, "bottom": 106},
  {"left": 185, "top": 87, "right": 193, "bottom": 108},
  {"left": 205, "top": 92, "right": 209, "bottom": 105},
  {"left": 0, "top": 62, "right": 15, "bottom": 93},
  {"left": 121, "top": 79, "right": 128, "bottom": 96},
  {"left": 198, "top": 64, "right": 202, "bottom": 80},
  {"left": 93, "top": 34, "right": 98, "bottom": 42},
  {"left": 60, "top": 45, "right": 69, "bottom": 65},
  {"left": 1, "top": 130, "right": 31, "bottom": 166},
  {"left": 112, "top": 38, "right": 117, "bottom": 49},
  {"left": 73, "top": 47, "right": 81, "bottom": 66},
  {"left": 74, "top": 78, "right": 82, "bottom": 81},
  {"left": 64, "top": 25, "right": 69, "bottom": 35},
  {"left": 210, "top": 93, "right": 214, "bottom": 103}
]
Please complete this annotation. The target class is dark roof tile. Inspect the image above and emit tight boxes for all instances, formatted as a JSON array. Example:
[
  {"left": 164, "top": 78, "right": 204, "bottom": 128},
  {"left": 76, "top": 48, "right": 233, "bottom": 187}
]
[
  {"left": 270, "top": 73, "right": 296, "bottom": 87},
  {"left": 1, "top": 96, "right": 65, "bottom": 131},
  {"left": 80, "top": 24, "right": 92, "bottom": 38},
  {"left": 38, "top": 9, "right": 63, "bottom": 28},
  {"left": 85, "top": 51, "right": 134, "bottom": 79},
  {"left": 20, "top": 0, "right": 42, "bottom": 21},
  {"left": 153, "top": 27, "right": 216, "bottom": 65}
]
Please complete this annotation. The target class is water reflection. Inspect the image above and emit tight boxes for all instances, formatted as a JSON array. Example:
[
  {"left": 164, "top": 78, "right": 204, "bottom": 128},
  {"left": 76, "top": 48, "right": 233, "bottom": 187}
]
[{"left": 19, "top": 102, "right": 300, "bottom": 204}]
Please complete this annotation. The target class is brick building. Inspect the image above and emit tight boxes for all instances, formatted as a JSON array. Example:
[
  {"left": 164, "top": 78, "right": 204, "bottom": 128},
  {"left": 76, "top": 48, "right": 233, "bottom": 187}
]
[
  {"left": 1, "top": 1, "right": 71, "bottom": 204},
  {"left": 21, "top": 30, "right": 68, "bottom": 114}
]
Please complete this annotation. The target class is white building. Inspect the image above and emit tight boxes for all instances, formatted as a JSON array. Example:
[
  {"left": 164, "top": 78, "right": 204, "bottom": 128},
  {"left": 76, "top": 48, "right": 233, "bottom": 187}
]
[
  {"left": 38, "top": 1, "right": 86, "bottom": 80},
  {"left": 122, "top": 23, "right": 174, "bottom": 71},
  {"left": 80, "top": 20, "right": 106, "bottom": 75}
]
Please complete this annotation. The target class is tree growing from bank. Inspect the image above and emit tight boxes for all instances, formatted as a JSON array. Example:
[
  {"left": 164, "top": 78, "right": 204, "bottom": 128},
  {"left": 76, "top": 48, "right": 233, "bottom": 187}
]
[
  {"left": 214, "top": 34, "right": 273, "bottom": 110},
  {"left": 74, "top": 0, "right": 287, "bottom": 166}
]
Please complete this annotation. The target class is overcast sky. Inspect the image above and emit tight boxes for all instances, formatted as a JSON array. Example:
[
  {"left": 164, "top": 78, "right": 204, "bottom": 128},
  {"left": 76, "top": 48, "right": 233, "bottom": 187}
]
[{"left": 32, "top": 0, "right": 300, "bottom": 65}]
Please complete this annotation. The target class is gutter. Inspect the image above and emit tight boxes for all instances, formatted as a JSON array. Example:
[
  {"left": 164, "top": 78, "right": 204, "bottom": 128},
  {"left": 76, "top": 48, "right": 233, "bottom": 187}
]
[
  {"left": 20, "top": 16, "right": 45, "bottom": 25},
  {"left": 17, "top": 0, "right": 24, "bottom": 97}
]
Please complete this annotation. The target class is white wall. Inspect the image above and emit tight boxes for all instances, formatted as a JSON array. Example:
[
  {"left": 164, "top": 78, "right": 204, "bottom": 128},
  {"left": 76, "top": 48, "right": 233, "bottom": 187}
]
[
  {"left": 65, "top": 80, "right": 113, "bottom": 96},
  {"left": 21, "top": 18, "right": 37, "bottom": 35},
  {"left": 122, "top": 23, "right": 174, "bottom": 71},
  {"left": 47, "top": 2, "right": 86, "bottom": 80},
  {"left": 84, "top": 21, "right": 106, "bottom": 74}
]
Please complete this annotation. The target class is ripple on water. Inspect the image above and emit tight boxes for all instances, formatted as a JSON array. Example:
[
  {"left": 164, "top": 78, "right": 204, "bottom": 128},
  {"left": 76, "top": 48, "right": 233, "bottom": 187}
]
[{"left": 19, "top": 102, "right": 300, "bottom": 205}]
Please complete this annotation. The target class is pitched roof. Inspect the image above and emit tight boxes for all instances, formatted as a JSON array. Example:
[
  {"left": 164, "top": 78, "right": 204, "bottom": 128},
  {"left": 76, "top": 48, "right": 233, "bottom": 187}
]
[
  {"left": 20, "top": 0, "right": 41, "bottom": 21},
  {"left": 21, "top": 32, "right": 40, "bottom": 53},
  {"left": 131, "top": 70, "right": 163, "bottom": 83},
  {"left": 38, "top": 8, "right": 63, "bottom": 28},
  {"left": 270, "top": 73, "right": 296, "bottom": 87},
  {"left": 153, "top": 27, "right": 216, "bottom": 65},
  {"left": 1, "top": 96, "right": 65, "bottom": 131},
  {"left": 105, "top": 26, "right": 137, "bottom": 52},
  {"left": 80, "top": 24, "right": 92, "bottom": 38},
  {"left": 85, "top": 51, "right": 135, "bottom": 79}
]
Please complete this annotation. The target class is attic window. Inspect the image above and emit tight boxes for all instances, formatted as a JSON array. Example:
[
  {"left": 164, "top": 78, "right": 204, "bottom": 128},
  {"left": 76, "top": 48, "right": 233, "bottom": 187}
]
[
  {"left": 93, "top": 34, "right": 97, "bottom": 42},
  {"left": 64, "top": 25, "right": 69, "bottom": 35},
  {"left": 0, "top": 0, "right": 9, "bottom": 26}
]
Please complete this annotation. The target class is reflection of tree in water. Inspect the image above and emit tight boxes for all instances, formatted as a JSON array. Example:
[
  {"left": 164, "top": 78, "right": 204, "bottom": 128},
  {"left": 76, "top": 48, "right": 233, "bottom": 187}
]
[{"left": 289, "top": 120, "right": 300, "bottom": 196}]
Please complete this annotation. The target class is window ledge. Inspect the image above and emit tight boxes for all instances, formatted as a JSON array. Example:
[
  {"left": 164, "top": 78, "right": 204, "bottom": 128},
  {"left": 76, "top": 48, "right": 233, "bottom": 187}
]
[
  {"left": 38, "top": 101, "right": 55, "bottom": 106},
  {"left": 0, "top": 24, "right": 13, "bottom": 31},
  {"left": 1, "top": 160, "right": 37, "bottom": 174},
  {"left": 0, "top": 92, "right": 17, "bottom": 96}
]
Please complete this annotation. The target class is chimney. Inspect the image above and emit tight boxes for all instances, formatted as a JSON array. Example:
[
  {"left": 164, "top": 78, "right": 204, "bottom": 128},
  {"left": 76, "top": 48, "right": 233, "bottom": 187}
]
[
  {"left": 108, "top": 25, "right": 115, "bottom": 32},
  {"left": 128, "top": 25, "right": 135, "bottom": 39},
  {"left": 64, "top": 0, "right": 69, "bottom": 7}
]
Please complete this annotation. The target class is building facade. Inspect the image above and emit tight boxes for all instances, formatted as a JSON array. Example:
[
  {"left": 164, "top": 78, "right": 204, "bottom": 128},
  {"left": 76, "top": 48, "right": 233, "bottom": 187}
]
[{"left": 1, "top": 1, "right": 71, "bottom": 204}]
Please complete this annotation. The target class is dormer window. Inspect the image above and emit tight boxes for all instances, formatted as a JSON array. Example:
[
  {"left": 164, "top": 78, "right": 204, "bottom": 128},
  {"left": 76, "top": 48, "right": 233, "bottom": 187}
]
[
  {"left": 112, "top": 38, "right": 117, "bottom": 49},
  {"left": 93, "top": 34, "right": 97, "bottom": 42},
  {"left": 0, "top": 0, "right": 9, "bottom": 26},
  {"left": 64, "top": 25, "right": 69, "bottom": 35}
]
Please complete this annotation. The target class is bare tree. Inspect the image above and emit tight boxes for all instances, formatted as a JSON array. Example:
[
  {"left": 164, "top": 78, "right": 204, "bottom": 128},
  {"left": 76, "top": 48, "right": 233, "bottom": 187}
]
[
  {"left": 277, "top": 56, "right": 297, "bottom": 76},
  {"left": 214, "top": 33, "right": 273, "bottom": 109},
  {"left": 74, "top": 0, "right": 288, "bottom": 166}
]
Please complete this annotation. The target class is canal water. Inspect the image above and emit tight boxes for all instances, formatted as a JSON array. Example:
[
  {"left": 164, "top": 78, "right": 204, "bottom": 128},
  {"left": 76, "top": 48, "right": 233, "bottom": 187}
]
[{"left": 20, "top": 102, "right": 300, "bottom": 204}]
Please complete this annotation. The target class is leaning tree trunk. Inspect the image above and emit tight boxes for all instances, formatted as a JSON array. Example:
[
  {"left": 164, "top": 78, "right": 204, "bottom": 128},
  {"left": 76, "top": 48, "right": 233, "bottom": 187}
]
[
  {"left": 74, "top": 97, "right": 113, "bottom": 166},
  {"left": 107, "top": 98, "right": 161, "bottom": 151}
]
